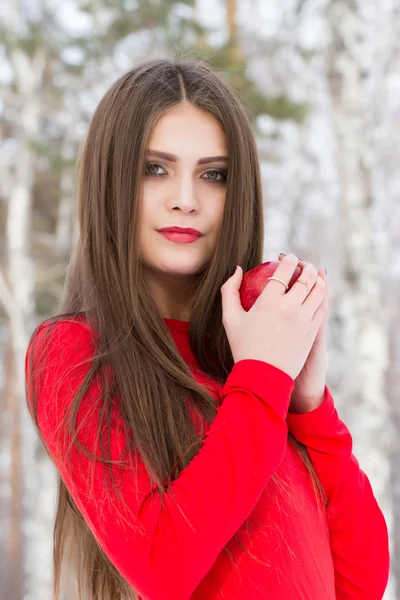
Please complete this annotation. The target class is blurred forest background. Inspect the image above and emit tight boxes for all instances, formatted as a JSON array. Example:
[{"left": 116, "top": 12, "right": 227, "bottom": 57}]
[{"left": 0, "top": 0, "right": 399, "bottom": 598}]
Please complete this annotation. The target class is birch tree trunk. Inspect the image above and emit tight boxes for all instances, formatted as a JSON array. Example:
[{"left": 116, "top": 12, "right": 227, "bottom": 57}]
[
  {"left": 370, "top": 4, "right": 400, "bottom": 593},
  {"left": 6, "top": 49, "right": 56, "bottom": 600},
  {"left": 325, "top": 1, "right": 396, "bottom": 597},
  {"left": 0, "top": 2, "right": 55, "bottom": 598}
]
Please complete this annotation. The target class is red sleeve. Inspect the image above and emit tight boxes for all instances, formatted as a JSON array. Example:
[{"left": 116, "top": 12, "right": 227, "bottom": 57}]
[
  {"left": 286, "top": 386, "right": 390, "bottom": 600},
  {"left": 26, "top": 320, "right": 295, "bottom": 600}
]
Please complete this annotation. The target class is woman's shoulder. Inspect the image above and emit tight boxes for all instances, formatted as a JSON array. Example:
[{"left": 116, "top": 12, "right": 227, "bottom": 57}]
[
  {"left": 33, "top": 313, "right": 94, "bottom": 342},
  {"left": 26, "top": 314, "right": 97, "bottom": 374}
]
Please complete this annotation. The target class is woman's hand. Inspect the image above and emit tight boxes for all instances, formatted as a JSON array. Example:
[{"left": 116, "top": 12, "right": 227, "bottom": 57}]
[{"left": 278, "top": 253, "right": 329, "bottom": 414}]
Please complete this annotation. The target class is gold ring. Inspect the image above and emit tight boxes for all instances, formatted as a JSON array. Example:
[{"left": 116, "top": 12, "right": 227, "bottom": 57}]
[
  {"left": 267, "top": 277, "right": 289, "bottom": 291},
  {"left": 295, "top": 279, "right": 311, "bottom": 293}
]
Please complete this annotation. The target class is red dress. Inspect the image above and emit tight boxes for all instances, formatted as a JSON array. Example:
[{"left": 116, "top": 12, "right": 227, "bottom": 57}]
[{"left": 25, "top": 317, "right": 390, "bottom": 599}]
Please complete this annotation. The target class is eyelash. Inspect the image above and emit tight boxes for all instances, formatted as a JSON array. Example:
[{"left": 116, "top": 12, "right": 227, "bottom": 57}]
[{"left": 144, "top": 162, "right": 227, "bottom": 184}]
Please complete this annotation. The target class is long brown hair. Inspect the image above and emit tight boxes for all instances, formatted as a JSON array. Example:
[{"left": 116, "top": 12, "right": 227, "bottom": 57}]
[{"left": 25, "top": 56, "right": 328, "bottom": 600}]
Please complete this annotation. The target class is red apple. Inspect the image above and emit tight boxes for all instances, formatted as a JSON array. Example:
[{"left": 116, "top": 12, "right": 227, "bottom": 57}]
[{"left": 239, "top": 261, "right": 303, "bottom": 312}]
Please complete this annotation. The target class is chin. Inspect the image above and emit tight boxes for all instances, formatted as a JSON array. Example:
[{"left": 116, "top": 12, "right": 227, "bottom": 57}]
[
  {"left": 158, "top": 256, "right": 206, "bottom": 272},
  {"left": 144, "top": 261, "right": 198, "bottom": 276},
  {"left": 141, "top": 250, "right": 209, "bottom": 275}
]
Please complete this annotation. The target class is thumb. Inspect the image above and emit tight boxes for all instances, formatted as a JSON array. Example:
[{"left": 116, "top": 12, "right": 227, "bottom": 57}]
[{"left": 221, "top": 265, "right": 243, "bottom": 320}]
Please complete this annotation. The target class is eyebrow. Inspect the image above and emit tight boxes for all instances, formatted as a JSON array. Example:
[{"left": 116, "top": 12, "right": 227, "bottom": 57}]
[{"left": 146, "top": 149, "right": 228, "bottom": 165}]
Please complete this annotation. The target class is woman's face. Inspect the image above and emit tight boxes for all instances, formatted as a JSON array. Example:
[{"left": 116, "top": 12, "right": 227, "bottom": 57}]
[{"left": 137, "top": 101, "right": 229, "bottom": 320}]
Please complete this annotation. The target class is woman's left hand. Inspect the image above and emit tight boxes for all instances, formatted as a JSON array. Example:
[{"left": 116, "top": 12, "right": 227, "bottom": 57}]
[{"left": 278, "top": 254, "right": 329, "bottom": 414}]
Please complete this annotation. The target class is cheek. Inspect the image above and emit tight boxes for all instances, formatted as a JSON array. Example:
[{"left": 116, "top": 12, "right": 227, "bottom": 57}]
[
  {"left": 140, "top": 178, "right": 162, "bottom": 202},
  {"left": 137, "top": 187, "right": 158, "bottom": 227}
]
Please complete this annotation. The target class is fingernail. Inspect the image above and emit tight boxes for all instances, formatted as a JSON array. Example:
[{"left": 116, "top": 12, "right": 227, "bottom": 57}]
[
  {"left": 232, "top": 265, "right": 241, "bottom": 276},
  {"left": 279, "top": 253, "right": 286, "bottom": 258}
]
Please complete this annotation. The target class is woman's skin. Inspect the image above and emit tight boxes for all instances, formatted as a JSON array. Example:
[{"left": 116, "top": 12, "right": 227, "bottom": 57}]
[{"left": 138, "top": 102, "right": 229, "bottom": 321}]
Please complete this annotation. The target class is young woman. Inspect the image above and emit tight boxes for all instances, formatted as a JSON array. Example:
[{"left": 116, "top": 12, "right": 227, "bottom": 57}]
[{"left": 25, "top": 58, "right": 389, "bottom": 600}]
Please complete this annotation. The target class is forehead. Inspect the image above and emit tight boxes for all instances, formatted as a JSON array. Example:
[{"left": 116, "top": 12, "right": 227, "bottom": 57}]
[{"left": 148, "top": 103, "right": 228, "bottom": 156}]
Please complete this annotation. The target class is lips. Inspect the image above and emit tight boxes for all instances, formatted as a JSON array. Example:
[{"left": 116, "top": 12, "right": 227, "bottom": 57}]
[
  {"left": 158, "top": 231, "right": 201, "bottom": 243},
  {"left": 157, "top": 227, "right": 203, "bottom": 237}
]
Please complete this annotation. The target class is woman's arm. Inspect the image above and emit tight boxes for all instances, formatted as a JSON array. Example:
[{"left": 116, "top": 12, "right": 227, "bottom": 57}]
[
  {"left": 286, "top": 387, "right": 390, "bottom": 600},
  {"left": 26, "top": 320, "right": 295, "bottom": 600}
]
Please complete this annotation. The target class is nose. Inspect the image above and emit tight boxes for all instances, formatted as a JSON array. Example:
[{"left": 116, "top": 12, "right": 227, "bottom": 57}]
[{"left": 168, "top": 172, "right": 200, "bottom": 212}]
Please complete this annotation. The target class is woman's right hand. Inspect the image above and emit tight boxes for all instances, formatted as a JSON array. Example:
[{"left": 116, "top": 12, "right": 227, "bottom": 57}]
[{"left": 221, "top": 254, "right": 327, "bottom": 380}]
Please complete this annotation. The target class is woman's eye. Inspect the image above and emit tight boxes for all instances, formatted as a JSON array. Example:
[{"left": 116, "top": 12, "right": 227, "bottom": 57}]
[
  {"left": 203, "top": 169, "right": 227, "bottom": 183},
  {"left": 144, "top": 162, "right": 166, "bottom": 176},
  {"left": 144, "top": 163, "right": 227, "bottom": 183}
]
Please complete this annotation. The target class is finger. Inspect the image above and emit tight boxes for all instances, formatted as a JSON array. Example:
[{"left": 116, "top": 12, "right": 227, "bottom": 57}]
[
  {"left": 318, "top": 268, "right": 328, "bottom": 290},
  {"left": 318, "top": 268, "right": 329, "bottom": 308},
  {"left": 258, "top": 253, "right": 302, "bottom": 303},
  {"left": 279, "top": 253, "right": 306, "bottom": 268},
  {"left": 286, "top": 262, "right": 320, "bottom": 305}
]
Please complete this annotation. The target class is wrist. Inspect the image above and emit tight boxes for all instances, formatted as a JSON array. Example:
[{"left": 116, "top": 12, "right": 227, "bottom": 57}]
[{"left": 289, "top": 389, "right": 325, "bottom": 414}]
